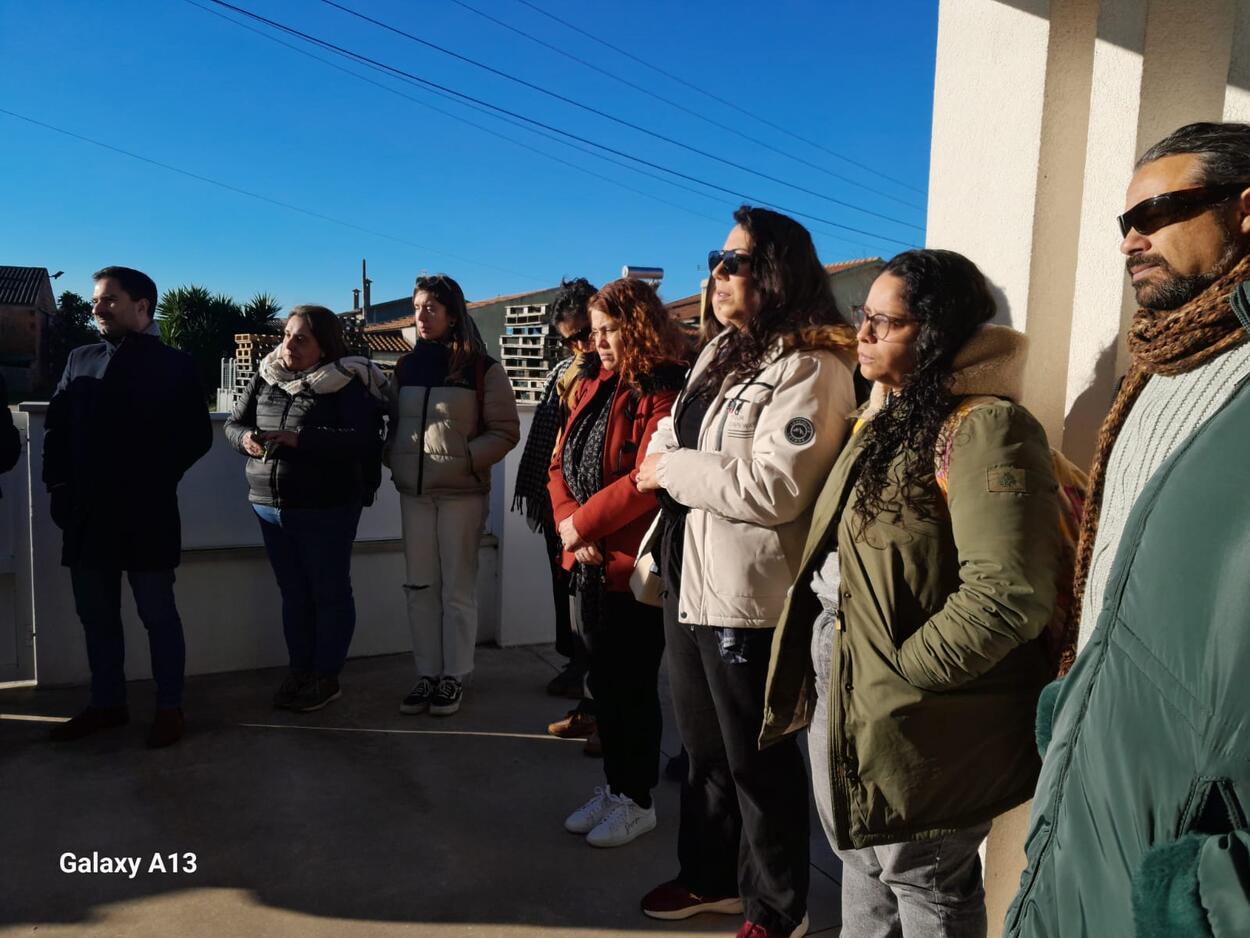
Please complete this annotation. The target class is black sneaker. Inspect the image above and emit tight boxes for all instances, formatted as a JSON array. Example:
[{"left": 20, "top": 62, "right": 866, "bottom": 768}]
[
  {"left": 290, "top": 675, "right": 341, "bottom": 713},
  {"left": 430, "top": 676, "right": 463, "bottom": 716},
  {"left": 400, "top": 676, "right": 437, "bottom": 715},
  {"left": 273, "top": 671, "right": 309, "bottom": 709}
]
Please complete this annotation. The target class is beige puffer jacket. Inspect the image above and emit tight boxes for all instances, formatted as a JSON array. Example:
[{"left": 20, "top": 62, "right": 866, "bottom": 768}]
[
  {"left": 648, "top": 328, "right": 857, "bottom": 628},
  {"left": 387, "top": 361, "right": 520, "bottom": 496}
]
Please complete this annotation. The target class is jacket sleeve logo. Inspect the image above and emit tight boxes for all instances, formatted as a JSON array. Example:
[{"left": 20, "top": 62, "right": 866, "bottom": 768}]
[
  {"left": 987, "top": 466, "right": 1029, "bottom": 493},
  {"left": 784, "top": 417, "right": 815, "bottom": 446}
]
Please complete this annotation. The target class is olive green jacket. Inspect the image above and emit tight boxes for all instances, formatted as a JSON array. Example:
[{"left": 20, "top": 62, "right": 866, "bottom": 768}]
[{"left": 761, "top": 327, "right": 1061, "bottom": 850}]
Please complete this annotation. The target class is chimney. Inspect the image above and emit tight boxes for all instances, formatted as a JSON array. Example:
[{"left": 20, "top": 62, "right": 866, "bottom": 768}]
[
  {"left": 352, "top": 288, "right": 361, "bottom": 311},
  {"left": 362, "top": 259, "right": 372, "bottom": 322}
]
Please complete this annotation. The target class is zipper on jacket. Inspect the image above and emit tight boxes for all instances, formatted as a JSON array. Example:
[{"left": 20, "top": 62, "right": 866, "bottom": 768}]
[
  {"left": 415, "top": 386, "right": 432, "bottom": 496},
  {"left": 271, "top": 392, "right": 295, "bottom": 505},
  {"left": 830, "top": 609, "right": 855, "bottom": 846}
]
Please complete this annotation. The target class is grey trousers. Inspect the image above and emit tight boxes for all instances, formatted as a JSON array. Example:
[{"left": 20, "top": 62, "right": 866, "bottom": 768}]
[{"left": 808, "top": 612, "right": 991, "bottom": 938}]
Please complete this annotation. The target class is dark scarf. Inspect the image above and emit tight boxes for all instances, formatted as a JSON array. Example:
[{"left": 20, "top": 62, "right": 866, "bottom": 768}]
[
  {"left": 561, "top": 372, "right": 619, "bottom": 629},
  {"left": 511, "top": 356, "right": 576, "bottom": 554},
  {"left": 1065, "top": 254, "right": 1250, "bottom": 675}
]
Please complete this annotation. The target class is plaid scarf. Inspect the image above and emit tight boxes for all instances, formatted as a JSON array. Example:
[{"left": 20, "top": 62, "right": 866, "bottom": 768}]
[
  {"left": 511, "top": 356, "right": 576, "bottom": 556},
  {"left": 1065, "top": 254, "right": 1250, "bottom": 674},
  {"left": 561, "top": 373, "right": 619, "bottom": 631}
]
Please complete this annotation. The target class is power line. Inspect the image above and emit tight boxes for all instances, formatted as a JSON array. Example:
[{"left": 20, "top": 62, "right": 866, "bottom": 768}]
[
  {"left": 446, "top": 0, "right": 925, "bottom": 212},
  {"left": 202, "top": 0, "right": 917, "bottom": 249},
  {"left": 186, "top": 0, "right": 729, "bottom": 229},
  {"left": 512, "top": 0, "right": 928, "bottom": 198},
  {"left": 0, "top": 107, "right": 548, "bottom": 284},
  {"left": 190, "top": 0, "right": 890, "bottom": 258},
  {"left": 315, "top": 0, "right": 922, "bottom": 232}
]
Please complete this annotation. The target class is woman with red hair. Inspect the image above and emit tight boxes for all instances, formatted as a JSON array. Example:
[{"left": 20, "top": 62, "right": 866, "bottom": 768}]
[{"left": 548, "top": 277, "right": 690, "bottom": 848}]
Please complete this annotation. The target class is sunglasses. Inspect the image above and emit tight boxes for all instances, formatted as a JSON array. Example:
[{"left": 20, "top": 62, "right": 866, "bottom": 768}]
[
  {"left": 560, "top": 327, "right": 591, "bottom": 348},
  {"left": 708, "top": 249, "right": 752, "bottom": 276},
  {"left": 1117, "top": 182, "right": 1249, "bottom": 238}
]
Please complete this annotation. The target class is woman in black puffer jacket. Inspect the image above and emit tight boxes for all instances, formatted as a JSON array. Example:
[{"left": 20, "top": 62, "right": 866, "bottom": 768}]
[{"left": 225, "top": 305, "right": 389, "bottom": 713}]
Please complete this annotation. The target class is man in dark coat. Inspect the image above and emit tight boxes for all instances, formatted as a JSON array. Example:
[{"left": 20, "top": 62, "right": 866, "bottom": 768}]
[
  {"left": 0, "top": 373, "right": 20, "bottom": 482},
  {"left": 44, "top": 266, "right": 212, "bottom": 748}
]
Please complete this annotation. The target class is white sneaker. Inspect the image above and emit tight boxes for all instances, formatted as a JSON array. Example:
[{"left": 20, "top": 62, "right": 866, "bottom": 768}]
[
  {"left": 585, "top": 794, "right": 656, "bottom": 847},
  {"left": 564, "top": 787, "right": 614, "bottom": 834}
]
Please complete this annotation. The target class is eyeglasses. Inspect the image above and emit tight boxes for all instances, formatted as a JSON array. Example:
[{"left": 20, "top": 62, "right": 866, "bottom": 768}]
[
  {"left": 560, "top": 327, "right": 591, "bottom": 349},
  {"left": 1117, "top": 182, "right": 1249, "bottom": 237},
  {"left": 588, "top": 324, "right": 622, "bottom": 341},
  {"left": 708, "top": 249, "right": 752, "bottom": 276},
  {"left": 851, "top": 305, "right": 915, "bottom": 340}
]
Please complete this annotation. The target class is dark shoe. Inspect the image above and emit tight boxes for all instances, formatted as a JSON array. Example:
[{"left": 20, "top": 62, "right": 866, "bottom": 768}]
[
  {"left": 737, "top": 914, "right": 809, "bottom": 938},
  {"left": 273, "top": 671, "right": 309, "bottom": 709},
  {"left": 49, "top": 706, "right": 130, "bottom": 742},
  {"left": 547, "top": 708, "right": 597, "bottom": 739},
  {"left": 290, "top": 676, "right": 341, "bottom": 713},
  {"left": 429, "top": 676, "right": 463, "bottom": 716},
  {"left": 641, "top": 880, "right": 743, "bottom": 921},
  {"left": 582, "top": 729, "right": 602, "bottom": 758},
  {"left": 399, "top": 676, "right": 437, "bottom": 715},
  {"left": 146, "top": 708, "right": 184, "bottom": 749},
  {"left": 546, "top": 662, "right": 586, "bottom": 698}
]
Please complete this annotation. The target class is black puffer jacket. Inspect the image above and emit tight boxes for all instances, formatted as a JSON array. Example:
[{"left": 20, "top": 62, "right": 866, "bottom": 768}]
[{"left": 225, "top": 373, "right": 383, "bottom": 509}]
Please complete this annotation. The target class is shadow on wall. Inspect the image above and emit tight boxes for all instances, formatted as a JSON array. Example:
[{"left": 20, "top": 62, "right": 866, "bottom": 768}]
[{"left": 1062, "top": 341, "right": 1120, "bottom": 466}]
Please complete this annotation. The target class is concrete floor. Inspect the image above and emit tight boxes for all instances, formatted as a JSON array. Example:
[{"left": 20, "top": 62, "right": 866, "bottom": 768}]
[{"left": 0, "top": 645, "right": 842, "bottom": 937}]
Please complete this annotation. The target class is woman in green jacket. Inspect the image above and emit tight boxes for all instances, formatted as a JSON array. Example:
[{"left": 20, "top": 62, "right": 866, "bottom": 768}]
[{"left": 762, "top": 250, "right": 1062, "bottom": 938}]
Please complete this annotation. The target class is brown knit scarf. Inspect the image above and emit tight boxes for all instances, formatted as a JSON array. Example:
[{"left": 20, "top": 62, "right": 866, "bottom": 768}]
[{"left": 1062, "top": 252, "right": 1250, "bottom": 675}]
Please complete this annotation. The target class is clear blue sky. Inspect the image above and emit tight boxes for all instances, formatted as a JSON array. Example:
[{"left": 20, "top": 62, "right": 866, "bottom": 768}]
[{"left": 0, "top": 0, "right": 937, "bottom": 311}]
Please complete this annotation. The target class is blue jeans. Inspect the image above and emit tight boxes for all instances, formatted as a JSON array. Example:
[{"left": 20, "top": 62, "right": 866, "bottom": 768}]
[
  {"left": 70, "top": 567, "right": 186, "bottom": 709},
  {"left": 254, "top": 501, "right": 362, "bottom": 677}
]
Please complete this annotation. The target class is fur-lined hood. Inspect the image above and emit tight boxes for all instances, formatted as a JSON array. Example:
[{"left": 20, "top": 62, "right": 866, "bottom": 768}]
[{"left": 865, "top": 323, "right": 1028, "bottom": 414}]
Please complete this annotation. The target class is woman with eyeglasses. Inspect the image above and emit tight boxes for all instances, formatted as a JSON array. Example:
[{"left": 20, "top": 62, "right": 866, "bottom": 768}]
[
  {"left": 387, "top": 274, "right": 520, "bottom": 717},
  {"left": 762, "top": 249, "right": 1062, "bottom": 938},
  {"left": 548, "top": 277, "right": 689, "bottom": 847},
  {"left": 635, "top": 205, "right": 857, "bottom": 937}
]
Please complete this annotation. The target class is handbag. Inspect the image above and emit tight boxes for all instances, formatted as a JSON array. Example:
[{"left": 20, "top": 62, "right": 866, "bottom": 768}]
[{"left": 630, "top": 513, "right": 665, "bottom": 607}]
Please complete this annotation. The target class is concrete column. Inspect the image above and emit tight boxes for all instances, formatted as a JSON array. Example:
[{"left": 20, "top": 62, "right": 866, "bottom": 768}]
[
  {"left": 1226, "top": 1, "right": 1250, "bottom": 121},
  {"left": 1064, "top": 0, "right": 1237, "bottom": 462}
]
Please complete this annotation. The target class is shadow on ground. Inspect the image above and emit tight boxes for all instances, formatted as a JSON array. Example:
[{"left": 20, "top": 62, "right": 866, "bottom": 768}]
[{"left": 0, "top": 646, "right": 841, "bottom": 936}]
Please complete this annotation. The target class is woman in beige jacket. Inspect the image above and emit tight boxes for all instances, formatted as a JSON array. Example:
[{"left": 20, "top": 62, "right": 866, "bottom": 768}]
[
  {"left": 636, "top": 206, "right": 857, "bottom": 938},
  {"left": 387, "top": 274, "right": 520, "bottom": 717}
]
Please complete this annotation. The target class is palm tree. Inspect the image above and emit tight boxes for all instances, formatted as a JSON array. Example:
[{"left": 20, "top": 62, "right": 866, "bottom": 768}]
[
  {"left": 157, "top": 286, "right": 244, "bottom": 397},
  {"left": 240, "top": 292, "right": 282, "bottom": 334}
]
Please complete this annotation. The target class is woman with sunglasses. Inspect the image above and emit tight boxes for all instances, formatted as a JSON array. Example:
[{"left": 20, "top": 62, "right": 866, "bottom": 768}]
[
  {"left": 511, "top": 278, "right": 604, "bottom": 749},
  {"left": 548, "top": 277, "right": 689, "bottom": 847},
  {"left": 762, "top": 250, "right": 1061, "bottom": 938},
  {"left": 635, "top": 206, "right": 857, "bottom": 938},
  {"left": 388, "top": 274, "right": 520, "bottom": 717}
]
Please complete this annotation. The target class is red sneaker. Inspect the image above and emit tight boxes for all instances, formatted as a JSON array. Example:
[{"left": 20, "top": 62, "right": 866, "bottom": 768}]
[
  {"left": 737, "top": 913, "right": 810, "bottom": 938},
  {"left": 640, "top": 880, "right": 743, "bottom": 920}
]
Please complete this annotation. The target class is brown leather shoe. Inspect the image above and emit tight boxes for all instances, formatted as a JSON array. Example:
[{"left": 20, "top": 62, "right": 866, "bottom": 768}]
[
  {"left": 146, "top": 707, "right": 184, "bottom": 749},
  {"left": 583, "top": 729, "right": 603, "bottom": 757},
  {"left": 547, "top": 709, "right": 597, "bottom": 739},
  {"left": 49, "top": 706, "right": 129, "bottom": 742}
]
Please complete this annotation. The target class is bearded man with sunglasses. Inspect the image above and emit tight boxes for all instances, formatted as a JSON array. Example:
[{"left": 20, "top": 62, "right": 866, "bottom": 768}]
[{"left": 1007, "top": 122, "right": 1250, "bottom": 937}]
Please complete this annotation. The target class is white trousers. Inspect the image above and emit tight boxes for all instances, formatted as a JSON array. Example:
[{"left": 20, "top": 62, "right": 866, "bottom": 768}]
[{"left": 399, "top": 493, "right": 487, "bottom": 680}]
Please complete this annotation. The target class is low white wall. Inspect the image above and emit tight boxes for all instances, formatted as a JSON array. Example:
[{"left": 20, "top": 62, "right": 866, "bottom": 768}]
[{"left": 17, "top": 407, "right": 517, "bottom": 689}]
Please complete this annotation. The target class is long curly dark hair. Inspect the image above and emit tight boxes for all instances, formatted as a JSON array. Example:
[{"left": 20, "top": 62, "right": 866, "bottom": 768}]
[
  {"left": 702, "top": 205, "right": 849, "bottom": 387},
  {"left": 852, "top": 249, "right": 996, "bottom": 537}
]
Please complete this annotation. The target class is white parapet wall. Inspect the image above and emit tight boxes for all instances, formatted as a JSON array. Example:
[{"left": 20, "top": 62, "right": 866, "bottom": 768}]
[{"left": 1, "top": 404, "right": 561, "bottom": 690}]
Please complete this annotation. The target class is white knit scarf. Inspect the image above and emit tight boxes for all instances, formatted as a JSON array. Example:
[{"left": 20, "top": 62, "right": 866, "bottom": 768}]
[{"left": 259, "top": 350, "right": 391, "bottom": 402}]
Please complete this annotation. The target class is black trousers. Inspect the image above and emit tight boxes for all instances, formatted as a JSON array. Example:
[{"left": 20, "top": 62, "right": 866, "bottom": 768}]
[
  {"left": 582, "top": 590, "right": 665, "bottom": 806},
  {"left": 550, "top": 558, "right": 584, "bottom": 669},
  {"left": 664, "top": 588, "right": 810, "bottom": 933}
]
